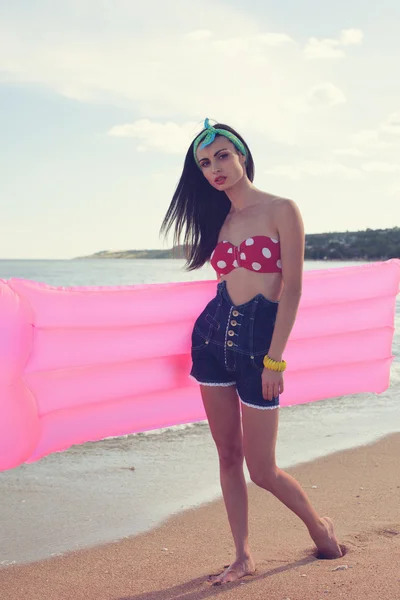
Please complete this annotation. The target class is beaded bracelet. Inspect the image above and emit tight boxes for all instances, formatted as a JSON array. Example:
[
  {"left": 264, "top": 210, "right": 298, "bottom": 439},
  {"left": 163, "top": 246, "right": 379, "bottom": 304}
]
[{"left": 263, "top": 355, "right": 287, "bottom": 372}]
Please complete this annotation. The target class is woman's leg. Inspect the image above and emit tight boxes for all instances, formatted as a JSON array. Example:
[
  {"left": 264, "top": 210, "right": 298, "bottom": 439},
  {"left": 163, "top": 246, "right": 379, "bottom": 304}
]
[
  {"left": 241, "top": 404, "right": 342, "bottom": 558},
  {"left": 201, "top": 384, "right": 256, "bottom": 584}
]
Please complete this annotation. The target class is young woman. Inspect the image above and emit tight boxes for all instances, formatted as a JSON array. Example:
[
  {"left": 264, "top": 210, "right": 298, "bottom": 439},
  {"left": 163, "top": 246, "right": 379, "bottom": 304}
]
[{"left": 160, "top": 118, "right": 342, "bottom": 585}]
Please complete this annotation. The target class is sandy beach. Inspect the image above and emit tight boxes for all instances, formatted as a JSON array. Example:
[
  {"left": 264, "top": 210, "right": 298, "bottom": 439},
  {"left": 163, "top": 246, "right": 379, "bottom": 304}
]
[{"left": 1, "top": 432, "right": 399, "bottom": 600}]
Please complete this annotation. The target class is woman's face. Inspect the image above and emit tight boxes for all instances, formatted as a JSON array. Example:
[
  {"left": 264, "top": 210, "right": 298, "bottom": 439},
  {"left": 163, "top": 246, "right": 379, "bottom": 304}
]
[{"left": 196, "top": 136, "right": 246, "bottom": 190}]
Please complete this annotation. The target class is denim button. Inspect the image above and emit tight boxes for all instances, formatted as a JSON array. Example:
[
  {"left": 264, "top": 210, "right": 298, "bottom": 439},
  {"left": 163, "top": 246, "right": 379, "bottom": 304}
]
[
  {"left": 227, "top": 340, "right": 234, "bottom": 347},
  {"left": 228, "top": 330, "right": 235, "bottom": 337},
  {"left": 230, "top": 320, "right": 237, "bottom": 326},
  {"left": 232, "top": 310, "right": 239, "bottom": 317}
]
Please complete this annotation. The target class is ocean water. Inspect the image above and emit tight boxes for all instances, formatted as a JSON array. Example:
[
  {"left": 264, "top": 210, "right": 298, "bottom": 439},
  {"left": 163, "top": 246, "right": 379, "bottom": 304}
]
[{"left": 1, "top": 258, "right": 399, "bottom": 566}]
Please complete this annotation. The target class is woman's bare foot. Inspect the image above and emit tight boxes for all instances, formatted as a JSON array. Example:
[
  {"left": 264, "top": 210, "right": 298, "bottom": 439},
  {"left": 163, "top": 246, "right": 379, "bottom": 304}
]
[
  {"left": 312, "top": 516, "right": 343, "bottom": 559},
  {"left": 208, "top": 557, "right": 256, "bottom": 585}
]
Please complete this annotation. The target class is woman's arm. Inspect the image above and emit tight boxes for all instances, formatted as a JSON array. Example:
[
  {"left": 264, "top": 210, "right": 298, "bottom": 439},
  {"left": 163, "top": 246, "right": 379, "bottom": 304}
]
[{"left": 267, "top": 199, "right": 305, "bottom": 362}]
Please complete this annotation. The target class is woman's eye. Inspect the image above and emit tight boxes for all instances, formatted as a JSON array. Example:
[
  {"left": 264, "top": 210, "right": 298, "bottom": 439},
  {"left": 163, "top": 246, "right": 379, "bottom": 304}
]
[{"left": 200, "top": 154, "right": 227, "bottom": 167}]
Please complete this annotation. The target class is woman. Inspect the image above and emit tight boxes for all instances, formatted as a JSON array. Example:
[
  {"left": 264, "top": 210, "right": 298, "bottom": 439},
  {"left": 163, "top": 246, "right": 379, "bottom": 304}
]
[{"left": 160, "top": 118, "right": 342, "bottom": 585}]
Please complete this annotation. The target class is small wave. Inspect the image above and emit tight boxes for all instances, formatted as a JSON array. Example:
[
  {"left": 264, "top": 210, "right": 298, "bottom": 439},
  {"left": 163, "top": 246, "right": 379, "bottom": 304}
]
[{"left": 102, "top": 420, "right": 208, "bottom": 442}]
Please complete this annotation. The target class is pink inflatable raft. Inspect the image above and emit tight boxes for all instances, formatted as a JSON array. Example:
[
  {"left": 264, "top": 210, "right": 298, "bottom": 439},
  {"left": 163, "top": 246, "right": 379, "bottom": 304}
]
[{"left": 0, "top": 259, "right": 399, "bottom": 471}]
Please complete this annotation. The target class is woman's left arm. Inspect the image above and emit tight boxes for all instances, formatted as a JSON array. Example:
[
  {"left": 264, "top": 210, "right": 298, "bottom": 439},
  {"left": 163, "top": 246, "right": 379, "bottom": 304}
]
[{"left": 267, "top": 198, "right": 305, "bottom": 362}]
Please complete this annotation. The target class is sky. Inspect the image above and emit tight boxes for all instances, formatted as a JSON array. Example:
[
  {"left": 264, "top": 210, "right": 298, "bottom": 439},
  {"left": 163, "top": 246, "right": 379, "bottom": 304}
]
[{"left": 1, "top": 0, "right": 400, "bottom": 259}]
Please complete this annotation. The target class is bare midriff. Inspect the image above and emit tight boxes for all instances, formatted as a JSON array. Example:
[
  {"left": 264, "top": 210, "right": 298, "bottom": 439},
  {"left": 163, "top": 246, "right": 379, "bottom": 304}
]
[{"left": 219, "top": 267, "right": 283, "bottom": 306}]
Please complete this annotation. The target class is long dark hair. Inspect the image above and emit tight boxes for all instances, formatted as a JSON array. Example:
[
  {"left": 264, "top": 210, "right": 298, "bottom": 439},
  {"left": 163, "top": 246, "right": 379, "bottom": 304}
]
[{"left": 159, "top": 122, "right": 255, "bottom": 271}]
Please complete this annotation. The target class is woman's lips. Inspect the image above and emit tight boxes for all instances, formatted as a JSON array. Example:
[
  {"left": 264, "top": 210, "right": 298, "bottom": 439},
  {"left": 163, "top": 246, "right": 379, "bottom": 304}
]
[{"left": 215, "top": 177, "right": 226, "bottom": 185}]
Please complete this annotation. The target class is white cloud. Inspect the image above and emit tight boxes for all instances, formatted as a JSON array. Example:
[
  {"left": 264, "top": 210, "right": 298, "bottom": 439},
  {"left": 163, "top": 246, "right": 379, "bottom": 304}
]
[
  {"left": 184, "top": 29, "right": 213, "bottom": 41},
  {"left": 340, "top": 29, "right": 364, "bottom": 45},
  {"left": 285, "top": 82, "right": 346, "bottom": 114},
  {"left": 380, "top": 111, "right": 400, "bottom": 138},
  {"left": 334, "top": 147, "right": 367, "bottom": 157},
  {"left": 108, "top": 119, "right": 199, "bottom": 154},
  {"left": 362, "top": 162, "right": 400, "bottom": 173},
  {"left": 304, "top": 28, "right": 363, "bottom": 60},
  {"left": 0, "top": 3, "right": 357, "bottom": 147},
  {"left": 255, "top": 33, "right": 295, "bottom": 47},
  {"left": 388, "top": 184, "right": 400, "bottom": 195},
  {"left": 307, "top": 82, "right": 346, "bottom": 107},
  {"left": 265, "top": 117, "right": 400, "bottom": 185},
  {"left": 265, "top": 161, "right": 361, "bottom": 180},
  {"left": 335, "top": 111, "right": 400, "bottom": 158},
  {"left": 304, "top": 38, "right": 345, "bottom": 60}
]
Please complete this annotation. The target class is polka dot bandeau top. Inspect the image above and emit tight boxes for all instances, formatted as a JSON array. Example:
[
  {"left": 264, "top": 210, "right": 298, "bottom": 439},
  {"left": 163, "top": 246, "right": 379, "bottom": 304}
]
[{"left": 210, "top": 236, "right": 282, "bottom": 276}]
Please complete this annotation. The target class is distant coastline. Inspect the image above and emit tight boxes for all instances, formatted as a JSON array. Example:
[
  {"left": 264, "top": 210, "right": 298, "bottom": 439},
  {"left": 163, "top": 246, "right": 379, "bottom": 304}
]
[{"left": 74, "top": 226, "right": 400, "bottom": 262}]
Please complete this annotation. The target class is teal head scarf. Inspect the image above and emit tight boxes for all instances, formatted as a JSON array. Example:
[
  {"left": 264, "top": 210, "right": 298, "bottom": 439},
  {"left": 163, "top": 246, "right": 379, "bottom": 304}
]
[{"left": 193, "top": 118, "right": 247, "bottom": 168}]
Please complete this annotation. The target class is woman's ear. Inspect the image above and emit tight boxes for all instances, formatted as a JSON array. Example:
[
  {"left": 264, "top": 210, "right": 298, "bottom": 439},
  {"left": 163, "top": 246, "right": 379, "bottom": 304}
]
[{"left": 235, "top": 149, "right": 245, "bottom": 164}]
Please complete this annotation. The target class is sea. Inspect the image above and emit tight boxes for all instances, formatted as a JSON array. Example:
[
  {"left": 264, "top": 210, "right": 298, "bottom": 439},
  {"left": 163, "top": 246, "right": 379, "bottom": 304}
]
[{"left": 0, "top": 258, "right": 399, "bottom": 567}]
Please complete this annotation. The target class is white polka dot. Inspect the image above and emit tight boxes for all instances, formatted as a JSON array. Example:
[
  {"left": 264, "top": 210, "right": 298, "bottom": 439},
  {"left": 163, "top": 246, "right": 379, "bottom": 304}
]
[
  {"left": 271, "top": 238, "right": 279, "bottom": 244},
  {"left": 227, "top": 247, "right": 233, "bottom": 254},
  {"left": 277, "top": 259, "right": 282, "bottom": 269},
  {"left": 233, "top": 259, "right": 238, "bottom": 268},
  {"left": 217, "top": 260, "right": 227, "bottom": 268},
  {"left": 252, "top": 262, "right": 262, "bottom": 271},
  {"left": 240, "top": 252, "right": 246, "bottom": 260},
  {"left": 262, "top": 248, "right": 271, "bottom": 258},
  {"left": 245, "top": 238, "right": 254, "bottom": 246}
]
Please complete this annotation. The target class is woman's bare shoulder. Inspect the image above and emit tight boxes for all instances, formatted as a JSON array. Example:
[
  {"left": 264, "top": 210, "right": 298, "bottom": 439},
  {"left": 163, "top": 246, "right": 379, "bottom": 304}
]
[
  {"left": 261, "top": 194, "right": 301, "bottom": 218},
  {"left": 256, "top": 194, "right": 302, "bottom": 239},
  {"left": 257, "top": 192, "right": 298, "bottom": 217},
  {"left": 260, "top": 192, "right": 295, "bottom": 206}
]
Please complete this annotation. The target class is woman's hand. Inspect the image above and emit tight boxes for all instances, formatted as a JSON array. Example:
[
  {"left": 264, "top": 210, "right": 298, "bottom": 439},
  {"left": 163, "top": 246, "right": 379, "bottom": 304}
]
[{"left": 261, "top": 368, "right": 284, "bottom": 401}]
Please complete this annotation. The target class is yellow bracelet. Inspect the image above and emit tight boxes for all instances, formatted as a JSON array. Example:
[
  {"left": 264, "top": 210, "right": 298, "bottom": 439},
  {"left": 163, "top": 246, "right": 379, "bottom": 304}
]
[{"left": 263, "top": 355, "right": 287, "bottom": 372}]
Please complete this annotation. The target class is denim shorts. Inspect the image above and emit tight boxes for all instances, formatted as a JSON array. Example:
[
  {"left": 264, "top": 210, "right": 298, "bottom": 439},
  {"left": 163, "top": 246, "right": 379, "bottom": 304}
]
[{"left": 190, "top": 280, "right": 280, "bottom": 410}]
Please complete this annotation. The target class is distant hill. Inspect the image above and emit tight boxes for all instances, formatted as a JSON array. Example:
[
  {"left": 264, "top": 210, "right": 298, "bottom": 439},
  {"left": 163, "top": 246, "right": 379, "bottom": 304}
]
[
  {"left": 304, "top": 227, "right": 399, "bottom": 260},
  {"left": 75, "top": 227, "right": 400, "bottom": 261},
  {"left": 74, "top": 245, "right": 188, "bottom": 260}
]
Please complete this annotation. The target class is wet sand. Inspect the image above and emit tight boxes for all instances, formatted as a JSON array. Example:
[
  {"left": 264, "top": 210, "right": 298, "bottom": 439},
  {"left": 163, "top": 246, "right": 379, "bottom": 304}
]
[{"left": 1, "top": 433, "right": 399, "bottom": 600}]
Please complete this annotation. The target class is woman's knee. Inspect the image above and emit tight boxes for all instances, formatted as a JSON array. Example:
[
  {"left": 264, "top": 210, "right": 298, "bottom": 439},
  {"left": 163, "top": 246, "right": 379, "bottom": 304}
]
[
  {"left": 216, "top": 443, "right": 244, "bottom": 470},
  {"left": 248, "top": 464, "right": 279, "bottom": 490}
]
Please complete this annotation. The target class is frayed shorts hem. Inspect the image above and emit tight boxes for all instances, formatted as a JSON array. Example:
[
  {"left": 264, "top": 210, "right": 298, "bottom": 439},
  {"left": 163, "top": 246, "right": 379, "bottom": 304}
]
[
  {"left": 239, "top": 397, "right": 280, "bottom": 410},
  {"left": 189, "top": 374, "right": 236, "bottom": 387},
  {"left": 190, "top": 375, "right": 280, "bottom": 409}
]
